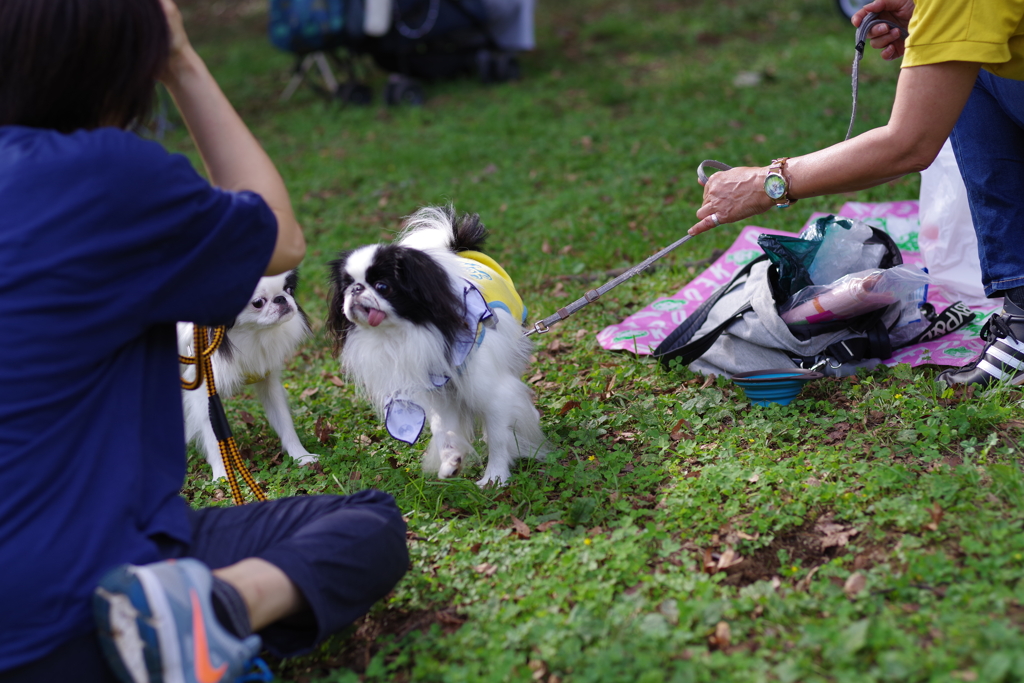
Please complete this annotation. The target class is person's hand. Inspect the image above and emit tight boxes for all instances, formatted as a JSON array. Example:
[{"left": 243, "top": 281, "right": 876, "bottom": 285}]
[
  {"left": 159, "top": 0, "right": 194, "bottom": 83},
  {"left": 851, "top": 0, "right": 914, "bottom": 61},
  {"left": 688, "top": 166, "right": 774, "bottom": 235}
]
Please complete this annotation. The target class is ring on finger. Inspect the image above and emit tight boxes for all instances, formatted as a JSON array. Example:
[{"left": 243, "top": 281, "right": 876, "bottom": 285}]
[{"left": 710, "top": 213, "right": 721, "bottom": 227}]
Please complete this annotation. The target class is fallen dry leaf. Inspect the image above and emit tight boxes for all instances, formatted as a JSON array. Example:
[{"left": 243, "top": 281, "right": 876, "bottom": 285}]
[
  {"left": 237, "top": 410, "right": 255, "bottom": 426},
  {"left": 536, "top": 520, "right": 561, "bottom": 532},
  {"left": 703, "top": 548, "right": 717, "bottom": 574},
  {"left": 314, "top": 415, "right": 334, "bottom": 444},
  {"left": 560, "top": 400, "right": 581, "bottom": 416},
  {"left": 816, "top": 514, "right": 859, "bottom": 549},
  {"left": 825, "top": 422, "right": 852, "bottom": 444},
  {"left": 844, "top": 572, "right": 867, "bottom": 598},
  {"left": 324, "top": 373, "right": 345, "bottom": 388},
  {"left": 300, "top": 387, "right": 318, "bottom": 400},
  {"left": 473, "top": 563, "right": 498, "bottom": 577},
  {"left": 510, "top": 516, "right": 531, "bottom": 539},
  {"left": 710, "top": 621, "right": 731, "bottom": 650},
  {"left": 925, "top": 502, "right": 944, "bottom": 532},
  {"left": 716, "top": 548, "right": 745, "bottom": 571},
  {"left": 670, "top": 418, "right": 692, "bottom": 441}
]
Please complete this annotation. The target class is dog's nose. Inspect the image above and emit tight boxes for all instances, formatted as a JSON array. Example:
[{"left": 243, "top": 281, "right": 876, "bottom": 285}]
[
  {"left": 273, "top": 295, "right": 288, "bottom": 305},
  {"left": 351, "top": 283, "right": 364, "bottom": 295}
]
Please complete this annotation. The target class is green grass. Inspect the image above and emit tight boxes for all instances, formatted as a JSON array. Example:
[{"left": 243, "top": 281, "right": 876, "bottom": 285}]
[{"left": 172, "top": 1, "right": 1024, "bottom": 681}]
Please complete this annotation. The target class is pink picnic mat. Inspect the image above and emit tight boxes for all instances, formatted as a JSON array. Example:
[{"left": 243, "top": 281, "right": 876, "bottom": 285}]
[{"left": 596, "top": 202, "right": 1001, "bottom": 368}]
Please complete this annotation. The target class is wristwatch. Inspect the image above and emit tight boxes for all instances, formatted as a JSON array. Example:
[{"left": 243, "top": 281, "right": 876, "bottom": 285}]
[{"left": 764, "top": 158, "right": 796, "bottom": 208}]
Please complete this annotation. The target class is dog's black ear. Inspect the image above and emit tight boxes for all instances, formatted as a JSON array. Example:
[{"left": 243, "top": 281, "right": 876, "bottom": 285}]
[
  {"left": 284, "top": 269, "right": 300, "bottom": 294},
  {"left": 391, "top": 247, "right": 466, "bottom": 354},
  {"left": 283, "top": 269, "right": 311, "bottom": 332},
  {"left": 325, "top": 254, "right": 355, "bottom": 354}
]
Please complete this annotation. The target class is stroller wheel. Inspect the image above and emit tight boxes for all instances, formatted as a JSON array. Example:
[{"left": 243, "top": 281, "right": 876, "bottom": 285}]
[
  {"left": 385, "top": 76, "right": 426, "bottom": 107},
  {"left": 335, "top": 82, "right": 373, "bottom": 106}
]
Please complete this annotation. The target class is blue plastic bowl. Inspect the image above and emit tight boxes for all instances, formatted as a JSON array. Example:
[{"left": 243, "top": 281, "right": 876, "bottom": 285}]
[{"left": 731, "top": 369, "right": 824, "bottom": 406}]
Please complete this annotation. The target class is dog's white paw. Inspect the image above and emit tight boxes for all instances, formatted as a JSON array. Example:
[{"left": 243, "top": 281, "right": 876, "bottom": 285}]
[
  {"left": 438, "top": 449, "right": 464, "bottom": 479},
  {"left": 291, "top": 453, "right": 319, "bottom": 466},
  {"left": 476, "top": 470, "right": 510, "bottom": 488}
]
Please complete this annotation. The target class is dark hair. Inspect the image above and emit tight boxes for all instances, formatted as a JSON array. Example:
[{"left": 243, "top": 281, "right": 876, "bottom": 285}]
[{"left": 0, "top": 0, "right": 169, "bottom": 132}]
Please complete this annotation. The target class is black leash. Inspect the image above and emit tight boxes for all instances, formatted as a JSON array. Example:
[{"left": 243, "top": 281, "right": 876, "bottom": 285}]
[
  {"left": 523, "top": 13, "right": 906, "bottom": 338},
  {"left": 524, "top": 233, "right": 694, "bottom": 336}
]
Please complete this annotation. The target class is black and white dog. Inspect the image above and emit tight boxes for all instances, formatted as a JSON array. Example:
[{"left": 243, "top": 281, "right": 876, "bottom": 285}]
[
  {"left": 178, "top": 271, "right": 317, "bottom": 480},
  {"left": 327, "top": 206, "right": 547, "bottom": 485}
]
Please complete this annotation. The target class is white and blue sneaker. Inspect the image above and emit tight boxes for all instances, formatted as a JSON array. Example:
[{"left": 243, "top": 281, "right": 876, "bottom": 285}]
[
  {"left": 93, "top": 558, "right": 263, "bottom": 683},
  {"left": 938, "top": 298, "right": 1024, "bottom": 388}
]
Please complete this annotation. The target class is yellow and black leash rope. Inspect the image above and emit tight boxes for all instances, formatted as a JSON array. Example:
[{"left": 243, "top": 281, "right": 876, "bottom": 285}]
[{"left": 180, "top": 325, "right": 268, "bottom": 506}]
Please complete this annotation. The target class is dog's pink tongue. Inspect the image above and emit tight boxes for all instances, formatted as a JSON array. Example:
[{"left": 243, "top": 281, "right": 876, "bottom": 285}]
[{"left": 367, "top": 308, "right": 386, "bottom": 327}]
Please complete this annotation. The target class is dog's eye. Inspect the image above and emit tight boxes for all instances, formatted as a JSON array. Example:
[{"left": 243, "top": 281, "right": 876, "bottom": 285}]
[
  {"left": 373, "top": 282, "right": 390, "bottom": 295},
  {"left": 252, "top": 298, "right": 266, "bottom": 309}
]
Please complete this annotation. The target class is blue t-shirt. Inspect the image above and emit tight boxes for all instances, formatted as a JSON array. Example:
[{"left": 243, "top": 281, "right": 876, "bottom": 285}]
[{"left": 0, "top": 126, "right": 277, "bottom": 670}]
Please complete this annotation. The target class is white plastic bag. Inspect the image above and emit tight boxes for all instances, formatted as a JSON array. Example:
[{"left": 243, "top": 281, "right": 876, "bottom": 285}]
[
  {"left": 918, "top": 138, "right": 991, "bottom": 307},
  {"left": 780, "top": 265, "right": 931, "bottom": 326}
]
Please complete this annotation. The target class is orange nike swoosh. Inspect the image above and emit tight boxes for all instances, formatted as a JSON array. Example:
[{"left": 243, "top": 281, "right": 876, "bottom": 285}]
[{"left": 191, "top": 588, "right": 229, "bottom": 683}]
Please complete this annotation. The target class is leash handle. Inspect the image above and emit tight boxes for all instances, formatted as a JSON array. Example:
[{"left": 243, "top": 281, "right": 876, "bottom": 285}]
[
  {"left": 697, "top": 159, "right": 734, "bottom": 186},
  {"left": 847, "top": 13, "right": 908, "bottom": 140},
  {"left": 855, "top": 12, "right": 908, "bottom": 53}
]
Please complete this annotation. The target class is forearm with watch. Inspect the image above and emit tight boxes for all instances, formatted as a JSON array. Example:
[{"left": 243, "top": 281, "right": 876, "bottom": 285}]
[{"left": 689, "top": 61, "right": 980, "bottom": 236}]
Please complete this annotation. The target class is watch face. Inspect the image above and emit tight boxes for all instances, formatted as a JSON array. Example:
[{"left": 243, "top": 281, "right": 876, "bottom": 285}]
[{"left": 764, "top": 173, "right": 787, "bottom": 200}]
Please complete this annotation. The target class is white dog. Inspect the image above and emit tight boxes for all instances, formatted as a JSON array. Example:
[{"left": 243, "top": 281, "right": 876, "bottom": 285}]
[
  {"left": 178, "top": 271, "right": 317, "bottom": 480},
  {"left": 326, "top": 206, "right": 547, "bottom": 485}
]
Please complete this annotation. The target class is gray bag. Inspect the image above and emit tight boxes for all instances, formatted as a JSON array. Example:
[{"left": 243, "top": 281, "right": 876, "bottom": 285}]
[{"left": 653, "top": 243, "right": 975, "bottom": 377}]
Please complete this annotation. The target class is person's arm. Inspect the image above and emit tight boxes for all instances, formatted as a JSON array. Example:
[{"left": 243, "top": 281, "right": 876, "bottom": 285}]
[
  {"left": 689, "top": 59, "right": 979, "bottom": 235},
  {"left": 158, "top": 0, "right": 304, "bottom": 275}
]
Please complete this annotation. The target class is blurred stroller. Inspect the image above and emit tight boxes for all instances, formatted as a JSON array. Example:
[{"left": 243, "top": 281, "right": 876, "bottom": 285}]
[{"left": 269, "top": 0, "right": 534, "bottom": 105}]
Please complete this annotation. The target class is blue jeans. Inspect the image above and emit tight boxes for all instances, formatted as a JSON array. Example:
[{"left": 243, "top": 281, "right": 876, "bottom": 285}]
[
  {"left": 0, "top": 490, "right": 408, "bottom": 682},
  {"left": 950, "top": 68, "right": 1024, "bottom": 298}
]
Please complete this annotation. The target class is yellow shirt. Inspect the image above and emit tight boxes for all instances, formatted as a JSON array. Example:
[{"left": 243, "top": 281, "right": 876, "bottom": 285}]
[
  {"left": 903, "top": 0, "right": 1024, "bottom": 80},
  {"left": 457, "top": 250, "right": 527, "bottom": 323}
]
